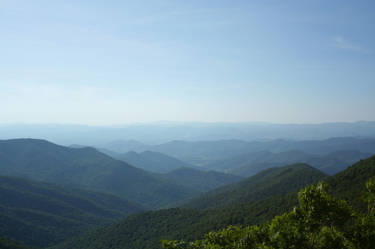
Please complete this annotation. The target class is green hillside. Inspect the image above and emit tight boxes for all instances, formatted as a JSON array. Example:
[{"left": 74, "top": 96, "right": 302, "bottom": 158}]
[
  {"left": 0, "top": 139, "right": 198, "bottom": 208},
  {"left": 51, "top": 164, "right": 326, "bottom": 249},
  {"left": 326, "top": 156, "right": 375, "bottom": 211},
  {"left": 163, "top": 180, "right": 375, "bottom": 249},
  {"left": 0, "top": 236, "right": 37, "bottom": 249},
  {"left": 0, "top": 175, "right": 144, "bottom": 248},
  {"left": 52, "top": 156, "right": 375, "bottom": 249},
  {"left": 184, "top": 164, "right": 326, "bottom": 210}
]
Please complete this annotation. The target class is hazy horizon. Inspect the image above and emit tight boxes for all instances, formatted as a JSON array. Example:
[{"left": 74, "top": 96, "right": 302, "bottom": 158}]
[{"left": 1, "top": 121, "right": 375, "bottom": 146}]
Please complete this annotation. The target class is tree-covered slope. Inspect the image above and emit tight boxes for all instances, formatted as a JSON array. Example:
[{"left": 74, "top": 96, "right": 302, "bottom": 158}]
[
  {"left": 184, "top": 164, "right": 326, "bottom": 210},
  {"left": 0, "top": 175, "right": 144, "bottom": 248},
  {"left": 0, "top": 139, "right": 198, "bottom": 209},
  {"left": 326, "top": 155, "right": 375, "bottom": 211},
  {"left": 163, "top": 180, "right": 375, "bottom": 249},
  {"left": 0, "top": 236, "right": 37, "bottom": 249},
  {"left": 162, "top": 168, "right": 242, "bottom": 192},
  {"left": 52, "top": 156, "right": 375, "bottom": 249},
  {"left": 51, "top": 164, "right": 326, "bottom": 249}
]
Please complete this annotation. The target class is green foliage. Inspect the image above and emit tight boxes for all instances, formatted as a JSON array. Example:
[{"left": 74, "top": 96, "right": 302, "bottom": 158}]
[
  {"left": 51, "top": 156, "right": 375, "bottom": 249},
  {"left": 163, "top": 179, "right": 375, "bottom": 249}
]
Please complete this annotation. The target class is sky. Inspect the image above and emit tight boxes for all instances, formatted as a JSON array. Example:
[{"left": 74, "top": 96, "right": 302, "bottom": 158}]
[{"left": 1, "top": 0, "right": 375, "bottom": 125}]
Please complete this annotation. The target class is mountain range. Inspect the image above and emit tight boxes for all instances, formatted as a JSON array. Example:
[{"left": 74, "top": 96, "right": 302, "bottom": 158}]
[
  {"left": 205, "top": 149, "right": 372, "bottom": 176},
  {"left": 1, "top": 136, "right": 375, "bottom": 249},
  {"left": 100, "top": 137, "right": 375, "bottom": 167},
  {"left": 0, "top": 139, "right": 242, "bottom": 209},
  {"left": 1, "top": 121, "right": 375, "bottom": 145},
  {"left": 51, "top": 155, "right": 375, "bottom": 249},
  {"left": 102, "top": 150, "right": 198, "bottom": 173},
  {"left": 0, "top": 175, "right": 144, "bottom": 247},
  {"left": 0, "top": 139, "right": 197, "bottom": 209}
]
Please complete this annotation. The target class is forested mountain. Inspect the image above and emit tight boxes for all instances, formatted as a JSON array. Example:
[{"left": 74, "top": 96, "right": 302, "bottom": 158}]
[
  {"left": 163, "top": 180, "right": 375, "bottom": 249},
  {"left": 211, "top": 150, "right": 372, "bottom": 176},
  {"left": 107, "top": 150, "right": 197, "bottom": 173},
  {"left": 51, "top": 163, "right": 327, "bottom": 249},
  {"left": 0, "top": 175, "right": 144, "bottom": 248},
  {"left": 326, "top": 155, "right": 375, "bottom": 211},
  {"left": 0, "top": 139, "right": 198, "bottom": 208},
  {"left": 52, "top": 156, "right": 375, "bottom": 249},
  {"left": 162, "top": 168, "right": 242, "bottom": 192},
  {"left": 183, "top": 164, "right": 326, "bottom": 210},
  {"left": 0, "top": 236, "right": 37, "bottom": 249}
]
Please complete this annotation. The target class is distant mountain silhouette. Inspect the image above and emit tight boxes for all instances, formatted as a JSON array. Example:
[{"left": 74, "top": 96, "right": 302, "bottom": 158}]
[
  {"left": 145, "top": 137, "right": 375, "bottom": 166},
  {"left": 2, "top": 121, "right": 375, "bottom": 145},
  {"left": 203, "top": 150, "right": 372, "bottom": 176}
]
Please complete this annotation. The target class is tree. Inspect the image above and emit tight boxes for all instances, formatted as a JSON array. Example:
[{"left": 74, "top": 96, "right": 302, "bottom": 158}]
[{"left": 162, "top": 179, "right": 375, "bottom": 249}]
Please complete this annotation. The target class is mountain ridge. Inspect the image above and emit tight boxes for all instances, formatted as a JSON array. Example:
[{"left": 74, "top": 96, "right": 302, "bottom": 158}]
[
  {"left": 0, "top": 174, "right": 144, "bottom": 248},
  {"left": 0, "top": 139, "right": 198, "bottom": 209}
]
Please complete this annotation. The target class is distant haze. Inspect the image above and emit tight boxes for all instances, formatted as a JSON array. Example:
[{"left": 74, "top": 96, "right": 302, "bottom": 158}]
[{"left": 0, "top": 121, "right": 374, "bottom": 145}]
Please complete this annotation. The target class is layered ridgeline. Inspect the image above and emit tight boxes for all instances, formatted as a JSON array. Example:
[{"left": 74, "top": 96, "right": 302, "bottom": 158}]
[
  {"left": 0, "top": 175, "right": 144, "bottom": 248},
  {"left": 110, "top": 137, "right": 375, "bottom": 166},
  {"left": 52, "top": 156, "right": 375, "bottom": 249},
  {"left": 0, "top": 139, "right": 198, "bottom": 208},
  {"left": 52, "top": 163, "right": 327, "bottom": 249},
  {"left": 102, "top": 150, "right": 199, "bottom": 173},
  {"left": 209, "top": 150, "right": 372, "bottom": 176},
  {"left": 162, "top": 157, "right": 375, "bottom": 249}
]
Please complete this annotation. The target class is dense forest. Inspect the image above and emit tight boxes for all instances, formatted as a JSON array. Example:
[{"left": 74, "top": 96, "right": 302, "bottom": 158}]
[
  {"left": 0, "top": 174, "right": 144, "bottom": 247},
  {"left": 51, "top": 156, "right": 375, "bottom": 249},
  {"left": 163, "top": 179, "right": 375, "bottom": 249},
  {"left": 0, "top": 138, "right": 374, "bottom": 249}
]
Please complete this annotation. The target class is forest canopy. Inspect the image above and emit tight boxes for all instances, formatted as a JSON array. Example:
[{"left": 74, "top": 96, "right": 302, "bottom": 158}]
[{"left": 163, "top": 178, "right": 375, "bottom": 249}]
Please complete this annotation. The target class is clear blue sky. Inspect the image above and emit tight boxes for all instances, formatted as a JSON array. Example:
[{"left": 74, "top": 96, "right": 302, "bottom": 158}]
[{"left": 1, "top": 0, "right": 374, "bottom": 125}]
